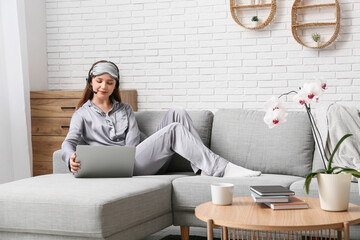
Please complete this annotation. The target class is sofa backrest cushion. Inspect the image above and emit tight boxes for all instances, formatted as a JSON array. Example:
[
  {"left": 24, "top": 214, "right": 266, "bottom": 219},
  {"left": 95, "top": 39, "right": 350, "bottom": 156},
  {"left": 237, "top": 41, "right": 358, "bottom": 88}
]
[
  {"left": 135, "top": 110, "right": 214, "bottom": 172},
  {"left": 211, "top": 109, "right": 314, "bottom": 177}
]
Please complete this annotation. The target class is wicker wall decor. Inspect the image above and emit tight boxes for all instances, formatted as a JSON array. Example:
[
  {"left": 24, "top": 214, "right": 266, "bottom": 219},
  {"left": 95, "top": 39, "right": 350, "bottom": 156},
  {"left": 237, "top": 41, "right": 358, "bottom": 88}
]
[
  {"left": 291, "top": 0, "right": 340, "bottom": 49},
  {"left": 230, "top": 0, "right": 277, "bottom": 30}
]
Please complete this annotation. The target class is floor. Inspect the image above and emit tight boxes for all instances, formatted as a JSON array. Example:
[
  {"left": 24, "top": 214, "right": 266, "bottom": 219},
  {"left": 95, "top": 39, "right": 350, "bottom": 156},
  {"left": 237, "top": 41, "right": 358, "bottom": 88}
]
[{"left": 143, "top": 225, "right": 222, "bottom": 240}]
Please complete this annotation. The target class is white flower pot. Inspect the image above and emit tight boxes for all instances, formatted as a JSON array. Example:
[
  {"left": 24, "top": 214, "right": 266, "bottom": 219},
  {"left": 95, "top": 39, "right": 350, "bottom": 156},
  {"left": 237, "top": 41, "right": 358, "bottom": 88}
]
[
  {"left": 252, "top": 21, "right": 260, "bottom": 28},
  {"left": 317, "top": 173, "right": 351, "bottom": 211}
]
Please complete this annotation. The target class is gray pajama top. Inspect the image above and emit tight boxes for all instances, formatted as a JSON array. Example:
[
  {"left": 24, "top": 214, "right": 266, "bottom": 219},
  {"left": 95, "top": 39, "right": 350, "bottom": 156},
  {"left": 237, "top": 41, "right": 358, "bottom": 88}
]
[{"left": 61, "top": 100, "right": 140, "bottom": 168}]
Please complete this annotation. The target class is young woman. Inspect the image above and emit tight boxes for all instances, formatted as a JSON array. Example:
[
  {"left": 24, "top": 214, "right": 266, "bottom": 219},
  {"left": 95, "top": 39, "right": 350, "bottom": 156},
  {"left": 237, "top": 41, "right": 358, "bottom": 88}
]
[{"left": 62, "top": 60, "right": 261, "bottom": 177}]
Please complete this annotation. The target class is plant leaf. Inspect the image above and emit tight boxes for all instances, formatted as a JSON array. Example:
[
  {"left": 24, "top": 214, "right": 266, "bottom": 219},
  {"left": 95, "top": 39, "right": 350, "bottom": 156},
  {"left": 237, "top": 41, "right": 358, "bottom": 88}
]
[
  {"left": 327, "top": 134, "right": 352, "bottom": 171},
  {"left": 304, "top": 169, "right": 326, "bottom": 195},
  {"left": 336, "top": 168, "right": 360, "bottom": 178},
  {"left": 304, "top": 172, "right": 318, "bottom": 195}
]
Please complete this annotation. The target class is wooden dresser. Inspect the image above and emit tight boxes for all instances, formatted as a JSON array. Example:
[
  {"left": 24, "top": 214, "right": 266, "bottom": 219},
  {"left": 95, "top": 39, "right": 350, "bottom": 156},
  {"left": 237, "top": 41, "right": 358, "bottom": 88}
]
[{"left": 30, "top": 90, "right": 137, "bottom": 176}]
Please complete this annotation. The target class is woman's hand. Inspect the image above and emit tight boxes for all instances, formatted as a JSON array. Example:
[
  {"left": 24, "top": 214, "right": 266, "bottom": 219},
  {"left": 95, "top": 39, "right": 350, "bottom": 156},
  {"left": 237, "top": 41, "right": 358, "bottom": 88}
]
[{"left": 69, "top": 152, "right": 81, "bottom": 173}]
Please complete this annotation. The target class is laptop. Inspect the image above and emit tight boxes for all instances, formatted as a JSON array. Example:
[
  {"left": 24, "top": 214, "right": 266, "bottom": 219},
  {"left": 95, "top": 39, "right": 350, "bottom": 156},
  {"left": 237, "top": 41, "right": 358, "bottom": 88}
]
[{"left": 74, "top": 145, "right": 136, "bottom": 178}]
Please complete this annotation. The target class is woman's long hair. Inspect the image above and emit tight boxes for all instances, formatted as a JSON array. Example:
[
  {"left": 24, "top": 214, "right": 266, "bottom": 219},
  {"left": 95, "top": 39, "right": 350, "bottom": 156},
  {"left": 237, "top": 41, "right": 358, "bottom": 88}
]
[{"left": 77, "top": 60, "right": 121, "bottom": 109}]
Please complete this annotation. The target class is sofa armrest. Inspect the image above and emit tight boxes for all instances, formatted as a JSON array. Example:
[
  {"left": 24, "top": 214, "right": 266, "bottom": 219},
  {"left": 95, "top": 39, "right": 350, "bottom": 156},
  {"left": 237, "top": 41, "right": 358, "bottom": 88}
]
[{"left": 53, "top": 150, "right": 69, "bottom": 174}]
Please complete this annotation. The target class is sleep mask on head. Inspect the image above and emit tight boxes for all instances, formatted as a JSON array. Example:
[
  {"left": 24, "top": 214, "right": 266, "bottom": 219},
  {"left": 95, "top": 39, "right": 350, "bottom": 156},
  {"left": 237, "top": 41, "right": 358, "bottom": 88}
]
[{"left": 90, "top": 62, "right": 119, "bottom": 80}]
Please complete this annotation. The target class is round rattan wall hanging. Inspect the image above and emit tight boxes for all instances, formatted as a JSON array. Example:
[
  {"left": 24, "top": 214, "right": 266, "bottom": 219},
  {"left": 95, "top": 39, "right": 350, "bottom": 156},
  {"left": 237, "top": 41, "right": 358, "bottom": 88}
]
[
  {"left": 291, "top": 0, "right": 340, "bottom": 49},
  {"left": 230, "top": 0, "right": 277, "bottom": 30}
]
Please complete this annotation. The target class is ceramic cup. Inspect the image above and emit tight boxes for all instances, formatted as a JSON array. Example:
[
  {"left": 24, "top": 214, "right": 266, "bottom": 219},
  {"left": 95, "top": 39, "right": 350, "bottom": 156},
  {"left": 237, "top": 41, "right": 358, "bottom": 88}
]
[{"left": 211, "top": 183, "right": 234, "bottom": 205}]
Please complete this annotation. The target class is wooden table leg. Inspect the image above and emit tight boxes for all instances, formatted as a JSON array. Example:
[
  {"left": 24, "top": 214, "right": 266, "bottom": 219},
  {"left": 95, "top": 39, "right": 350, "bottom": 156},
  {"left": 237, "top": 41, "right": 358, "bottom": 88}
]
[
  {"left": 337, "top": 229, "right": 342, "bottom": 240},
  {"left": 344, "top": 222, "right": 350, "bottom": 240},
  {"left": 223, "top": 226, "right": 228, "bottom": 240},
  {"left": 180, "top": 226, "right": 189, "bottom": 240},
  {"left": 207, "top": 219, "right": 214, "bottom": 240}
]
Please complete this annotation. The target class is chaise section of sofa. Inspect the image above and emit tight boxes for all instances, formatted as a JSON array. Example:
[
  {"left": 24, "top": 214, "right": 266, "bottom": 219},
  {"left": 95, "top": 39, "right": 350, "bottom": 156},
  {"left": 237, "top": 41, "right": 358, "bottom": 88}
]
[{"left": 0, "top": 173, "right": 185, "bottom": 240}]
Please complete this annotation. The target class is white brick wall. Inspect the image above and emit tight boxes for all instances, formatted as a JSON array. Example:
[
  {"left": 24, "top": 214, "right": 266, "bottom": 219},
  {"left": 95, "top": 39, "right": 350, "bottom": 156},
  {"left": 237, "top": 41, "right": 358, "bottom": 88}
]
[{"left": 46, "top": 0, "right": 360, "bottom": 111}]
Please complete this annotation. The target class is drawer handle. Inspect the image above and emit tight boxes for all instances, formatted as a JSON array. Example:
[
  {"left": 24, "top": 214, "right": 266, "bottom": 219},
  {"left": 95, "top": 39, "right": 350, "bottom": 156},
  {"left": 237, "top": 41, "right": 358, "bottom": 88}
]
[
  {"left": 61, "top": 126, "right": 70, "bottom": 129},
  {"left": 61, "top": 107, "right": 76, "bottom": 110}
]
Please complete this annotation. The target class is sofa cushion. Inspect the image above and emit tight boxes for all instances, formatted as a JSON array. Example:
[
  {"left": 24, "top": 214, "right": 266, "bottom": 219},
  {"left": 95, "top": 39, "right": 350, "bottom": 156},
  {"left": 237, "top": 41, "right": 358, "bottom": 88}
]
[
  {"left": 211, "top": 109, "right": 314, "bottom": 177},
  {"left": 0, "top": 174, "right": 186, "bottom": 238},
  {"left": 135, "top": 110, "right": 214, "bottom": 172},
  {"left": 172, "top": 174, "right": 304, "bottom": 211}
]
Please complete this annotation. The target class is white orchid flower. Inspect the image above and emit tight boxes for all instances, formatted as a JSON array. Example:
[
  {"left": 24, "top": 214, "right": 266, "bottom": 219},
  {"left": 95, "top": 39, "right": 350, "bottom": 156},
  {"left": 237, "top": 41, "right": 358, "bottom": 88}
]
[
  {"left": 302, "top": 83, "right": 322, "bottom": 101},
  {"left": 293, "top": 88, "right": 309, "bottom": 105},
  {"left": 264, "top": 96, "right": 286, "bottom": 112},
  {"left": 263, "top": 108, "right": 288, "bottom": 128},
  {"left": 303, "top": 82, "right": 322, "bottom": 100},
  {"left": 314, "top": 76, "right": 327, "bottom": 90},
  {"left": 294, "top": 80, "right": 326, "bottom": 105},
  {"left": 314, "top": 78, "right": 327, "bottom": 101},
  {"left": 318, "top": 79, "right": 327, "bottom": 91}
]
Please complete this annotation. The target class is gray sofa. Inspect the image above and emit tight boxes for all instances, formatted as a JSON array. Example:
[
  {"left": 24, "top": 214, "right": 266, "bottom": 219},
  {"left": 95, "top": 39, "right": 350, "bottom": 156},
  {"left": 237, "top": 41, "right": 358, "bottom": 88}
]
[{"left": 1, "top": 109, "right": 360, "bottom": 239}]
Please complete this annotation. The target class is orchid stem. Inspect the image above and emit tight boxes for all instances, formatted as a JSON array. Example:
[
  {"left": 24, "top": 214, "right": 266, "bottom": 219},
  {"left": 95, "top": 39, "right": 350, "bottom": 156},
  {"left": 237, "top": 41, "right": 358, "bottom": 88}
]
[
  {"left": 278, "top": 90, "right": 298, "bottom": 99},
  {"left": 306, "top": 106, "right": 330, "bottom": 161},
  {"left": 305, "top": 104, "right": 327, "bottom": 169}
]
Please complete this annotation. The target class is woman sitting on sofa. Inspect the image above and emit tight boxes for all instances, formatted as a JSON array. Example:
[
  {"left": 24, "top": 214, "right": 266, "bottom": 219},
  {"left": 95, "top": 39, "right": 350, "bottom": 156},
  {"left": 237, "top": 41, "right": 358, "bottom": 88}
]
[{"left": 61, "top": 60, "right": 261, "bottom": 177}]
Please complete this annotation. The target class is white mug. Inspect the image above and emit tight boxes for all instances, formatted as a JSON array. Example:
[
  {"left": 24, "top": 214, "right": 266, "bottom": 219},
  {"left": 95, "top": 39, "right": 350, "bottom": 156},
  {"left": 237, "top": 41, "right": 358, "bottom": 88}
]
[{"left": 211, "top": 183, "right": 234, "bottom": 205}]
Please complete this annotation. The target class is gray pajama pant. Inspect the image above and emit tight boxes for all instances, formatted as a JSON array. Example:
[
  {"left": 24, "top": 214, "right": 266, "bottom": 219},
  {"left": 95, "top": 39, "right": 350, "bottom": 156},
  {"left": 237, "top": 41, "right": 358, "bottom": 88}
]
[{"left": 133, "top": 108, "right": 229, "bottom": 177}]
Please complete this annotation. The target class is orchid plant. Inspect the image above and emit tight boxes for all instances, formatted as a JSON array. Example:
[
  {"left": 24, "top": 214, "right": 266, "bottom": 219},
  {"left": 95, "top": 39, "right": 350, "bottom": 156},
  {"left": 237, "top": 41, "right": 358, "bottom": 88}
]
[{"left": 263, "top": 79, "right": 360, "bottom": 194}]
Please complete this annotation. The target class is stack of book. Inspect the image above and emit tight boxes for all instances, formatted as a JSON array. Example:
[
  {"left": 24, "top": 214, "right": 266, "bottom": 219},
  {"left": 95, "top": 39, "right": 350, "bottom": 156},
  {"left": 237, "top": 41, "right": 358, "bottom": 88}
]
[{"left": 250, "top": 185, "right": 308, "bottom": 210}]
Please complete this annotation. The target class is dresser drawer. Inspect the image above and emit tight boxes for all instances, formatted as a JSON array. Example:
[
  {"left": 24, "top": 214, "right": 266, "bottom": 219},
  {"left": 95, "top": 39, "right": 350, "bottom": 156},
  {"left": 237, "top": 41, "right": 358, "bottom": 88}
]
[
  {"left": 33, "top": 161, "right": 53, "bottom": 176},
  {"left": 32, "top": 136, "right": 65, "bottom": 176},
  {"left": 31, "top": 118, "right": 71, "bottom": 136},
  {"left": 30, "top": 99, "right": 79, "bottom": 117},
  {"left": 32, "top": 136, "right": 65, "bottom": 161}
]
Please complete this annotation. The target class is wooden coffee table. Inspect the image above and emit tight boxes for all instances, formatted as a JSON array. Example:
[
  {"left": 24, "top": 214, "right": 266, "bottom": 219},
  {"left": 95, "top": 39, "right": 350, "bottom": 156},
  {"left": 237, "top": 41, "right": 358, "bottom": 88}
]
[{"left": 195, "top": 197, "right": 360, "bottom": 240}]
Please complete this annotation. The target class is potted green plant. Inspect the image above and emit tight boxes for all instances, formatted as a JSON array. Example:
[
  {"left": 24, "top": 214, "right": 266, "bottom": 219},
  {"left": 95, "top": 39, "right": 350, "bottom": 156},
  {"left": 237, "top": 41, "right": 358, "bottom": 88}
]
[
  {"left": 264, "top": 80, "right": 360, "bottom": 211},
  {"left": 312, "top": 33, "right": 321, "bottom": 47},
  {"left": 251, "top": 16, "right": 259, "bottom": 27},
  {"left": 305, "top": 133, "right": 360, "bottom": 211}
]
